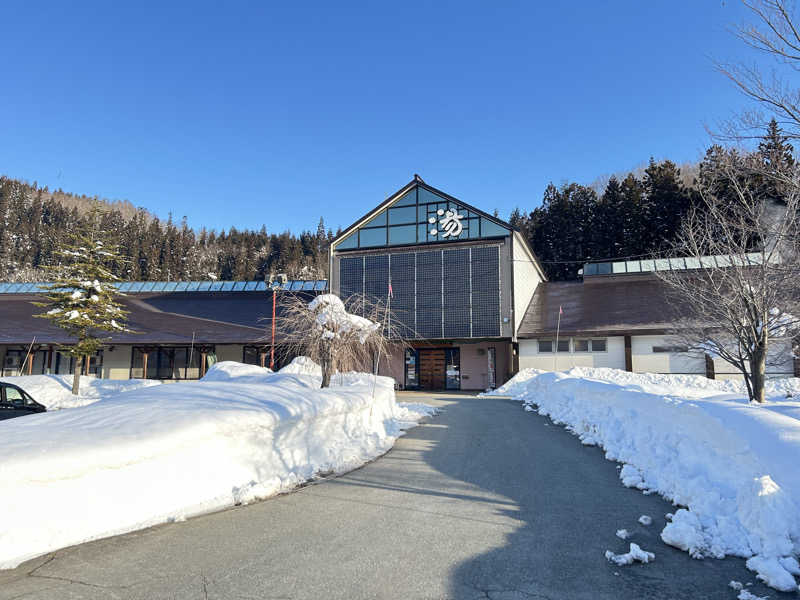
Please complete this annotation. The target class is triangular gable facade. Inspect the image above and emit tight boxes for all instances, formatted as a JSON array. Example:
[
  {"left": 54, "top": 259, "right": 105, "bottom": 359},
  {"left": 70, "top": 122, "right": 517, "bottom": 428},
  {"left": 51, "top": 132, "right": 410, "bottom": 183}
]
[{"left": 332, "top": 176, "right": 513, "bottom": 251}]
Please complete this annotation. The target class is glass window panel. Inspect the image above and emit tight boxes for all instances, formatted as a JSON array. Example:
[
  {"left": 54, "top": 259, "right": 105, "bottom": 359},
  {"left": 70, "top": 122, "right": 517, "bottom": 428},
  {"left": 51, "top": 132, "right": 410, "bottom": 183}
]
[
  {"left": 185, "top": 281, "right": 201, "bottom": 291},
  {"left": 174, "top": 282, "right": 190, "bottom": 291},
  {"left": 596, "top": 262, "right": 612, "bottom": 275},
  {"left": 583, "top": 263, "right": 597, "bottom": 276},
  {"left": 220, "top": 281, "right": 235, "bottom": 291},
  {"left": 254, "top": 281, "right": 267, "bottom": 291},
  {"left": 302, "top": 281, "right": 315, "bottom": 290},
  {"left": 388, "top": 205, "right": 417, "bottom": 224},
  {"left": 392, "top": 189, "right": 416, "bottom": 207},
  {"left": 479, "top": 219, "right": 509, "bottom": 238},
  {"left": 557, "top": 339, "right": 570, "bottom": 352},
  {"left": 363, "top": 211, "right": 387, "bottom": 227},
  {"left": 612, "top": 261, "right": 626, "bottom": 274},
  {"left": 207, "top": 281, "right": 223, "bottom": 291},
  {"left": 626, "top": 260, "right": 641, "bottom": 273},
  {"left": 388, "top": 224, "right": 417, "bottom": 245},
  {"left": 418, "top": 224, "right": 429, "bottom": 242},
  {"left": 163, "top": 282, "right": 179, "bottom": 291},
  {"left": 418, "top": 187, "right": 445, "bottom": 205},
  {"left": 358, "top": 227, "right": 386, "bottom": 247},
  {"left": 129, "top": 282, "right": 146, "bottom": 292},
  {"left": 654, "top": 258, "right": 671, "bottom": 271},
  {"left": 684, "top": 257, "right": 701, "bottom": 269},
  {"left": 574, "top": 339, "right": 590, "bottom": 352},
  {"left": 289, "top": 281, "right": 303, "bottom": 290},
  {"left": 669, "top": 257, "right": 686, "bottom": 270},
  {"left": 315, "top": 280, "right": 328, "bottom": 291},
  {"left": 467, "top": 218, "right": 480, "bottom": 238},
  {"left": 591, "top": 339, "right": 607, "bottom": 352},
  {"left": 538, "top": 340, "right": 552, "bottom": 353},
  {"left": 640, "top": 259, "right": 655, "bottom": 271},
  {"left": 336, "top": 231, "right": 357, "bottom": 249},
  {"left": 140, "top": 282, "right": 157, "bottom": 291},
  {"left": 417, "top": 204, "right": 428, "bottom": 221}
]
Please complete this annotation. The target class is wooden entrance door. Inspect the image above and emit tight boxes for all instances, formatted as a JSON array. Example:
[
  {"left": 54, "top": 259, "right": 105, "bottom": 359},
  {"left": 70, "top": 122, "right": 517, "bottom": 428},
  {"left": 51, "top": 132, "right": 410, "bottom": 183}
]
[{"left": 419, "top": 349, "right": 446, "bottom": 390}]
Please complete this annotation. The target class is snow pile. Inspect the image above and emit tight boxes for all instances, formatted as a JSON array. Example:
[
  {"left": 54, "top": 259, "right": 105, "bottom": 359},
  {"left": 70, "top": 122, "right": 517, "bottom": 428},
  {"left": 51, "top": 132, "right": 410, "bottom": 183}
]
[
  {"left": 201, "top": 361, "right": 273, "bottom": 382},
  {"left": 0, "top": 374, "right": 161, "bottom": 410},
  {"left": 0, "top": 364, "right": 433, "bottom": 569},
  {"left": 493, "top": 368, "right": 800, "bottom": 592},
  {"left": 279, "top": 355, "right": 323, "bottom": 377},
  {"left": 605, "top": 543, "right": 655, "bottom": 566},
  {"left": 480, "top": 368, "right": 546, "bottom": 397}
]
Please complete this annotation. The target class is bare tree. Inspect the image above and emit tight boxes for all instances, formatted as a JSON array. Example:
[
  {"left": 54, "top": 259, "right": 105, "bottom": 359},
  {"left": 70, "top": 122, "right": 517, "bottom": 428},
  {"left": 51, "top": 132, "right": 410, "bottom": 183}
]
[
  {"left": 277, "top": 293, "right": 407, "bottom": 388},
  {"left": 717, "top": 0, "right": 800, "bottom": 139},
  {"left": 658, "top": 150, "right": 800, "bottom": 403}
]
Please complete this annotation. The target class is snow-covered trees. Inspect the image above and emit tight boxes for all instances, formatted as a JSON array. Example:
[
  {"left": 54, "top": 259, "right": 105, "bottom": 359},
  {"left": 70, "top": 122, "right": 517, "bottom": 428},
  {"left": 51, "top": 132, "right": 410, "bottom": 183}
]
[
  {"left": 34, "top": 210, "right": 132, "bottom": 395},
  {"left": 280, "top": 293, "right": 401, "bottom": 388}
]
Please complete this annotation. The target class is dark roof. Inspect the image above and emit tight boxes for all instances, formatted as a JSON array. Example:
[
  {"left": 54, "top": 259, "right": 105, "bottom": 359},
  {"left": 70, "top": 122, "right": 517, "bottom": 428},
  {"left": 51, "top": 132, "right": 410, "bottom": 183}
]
[
  {"left": 0, "top": 291, "right": 316, "bottom": 346},
  {"left": 518, "top": 277, "right": 680, "bottom": 338}
]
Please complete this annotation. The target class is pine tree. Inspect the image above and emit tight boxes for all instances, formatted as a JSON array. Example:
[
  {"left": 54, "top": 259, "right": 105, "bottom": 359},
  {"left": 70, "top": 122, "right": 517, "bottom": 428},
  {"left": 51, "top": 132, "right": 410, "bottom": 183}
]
[
  {"left": 34, "top": 209, "right": 132, "bottom": 395},
  {"left": 757, "top": 118, "right": 795, "bottom": 205}
]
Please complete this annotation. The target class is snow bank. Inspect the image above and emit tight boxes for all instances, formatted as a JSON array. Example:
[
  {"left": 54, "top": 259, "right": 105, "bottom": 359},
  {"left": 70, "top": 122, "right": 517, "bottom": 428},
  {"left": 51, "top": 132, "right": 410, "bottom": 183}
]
[
  {"left": 201, "top": 361, "right": 273, "bottom": 382},
  {"left": 0, "top": 364, "right": 433, "bottom": 570},
  {"left": 0, "top": 374, "right": 161, "bottom": 410},
  {"left": 490, "top": 367, "right": 800, "bottom": 592}
]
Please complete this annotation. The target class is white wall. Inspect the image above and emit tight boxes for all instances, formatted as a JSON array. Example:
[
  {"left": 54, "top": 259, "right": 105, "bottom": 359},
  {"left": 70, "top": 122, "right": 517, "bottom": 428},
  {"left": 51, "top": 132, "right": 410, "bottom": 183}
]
[
  {"left": 630, "top": 335, "right": 705, "bottom": 375},
  {"left": 512, "top": 231, "right": 543, "bottom": 339},
  {"left": 518, "top": 336, "right": 626, "bottom": 371},
  {"left": 102, "top": 346, "right": 133, "bottom": 380}
]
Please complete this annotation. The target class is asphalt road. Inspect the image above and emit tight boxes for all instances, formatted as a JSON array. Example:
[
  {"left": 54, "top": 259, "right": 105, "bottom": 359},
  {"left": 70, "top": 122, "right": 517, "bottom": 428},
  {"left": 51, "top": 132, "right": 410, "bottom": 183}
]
[{"left": 0, "top": 392, "right": 783, "bottom": 600}]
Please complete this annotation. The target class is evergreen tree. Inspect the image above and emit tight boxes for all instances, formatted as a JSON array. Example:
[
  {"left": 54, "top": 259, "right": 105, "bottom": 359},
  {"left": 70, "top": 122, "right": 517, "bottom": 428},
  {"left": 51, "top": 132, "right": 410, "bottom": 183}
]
[
  {"left": 757, "top": 118, "right": 795, "bottom": 206},
  {"left": 34, "top": 209, "right": 132, "bottom": 395}
]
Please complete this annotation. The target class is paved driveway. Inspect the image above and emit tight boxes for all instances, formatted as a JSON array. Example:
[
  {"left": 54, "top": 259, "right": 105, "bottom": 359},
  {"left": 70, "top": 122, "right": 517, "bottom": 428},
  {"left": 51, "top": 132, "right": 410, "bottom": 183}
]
[{"left": 0, "top": 393, "right": 780, "bottom": 599}]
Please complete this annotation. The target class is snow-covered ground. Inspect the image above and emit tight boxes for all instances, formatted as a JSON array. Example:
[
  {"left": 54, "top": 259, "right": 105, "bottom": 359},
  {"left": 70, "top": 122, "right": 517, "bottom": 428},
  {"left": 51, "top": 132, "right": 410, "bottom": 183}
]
[
  {"left": 483, "top": 367, "right": 800, "bottom": 592},
  {"left": 0, "top": 360, "right": 434, "bottom": 570},
  {"left": 0, "top": 374, "right": 162, "bottom": 410}
]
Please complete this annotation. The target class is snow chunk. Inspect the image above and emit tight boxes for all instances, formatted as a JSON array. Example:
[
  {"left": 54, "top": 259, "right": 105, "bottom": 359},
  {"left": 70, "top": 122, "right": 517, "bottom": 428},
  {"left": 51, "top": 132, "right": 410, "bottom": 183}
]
[
  {"left": 638, "top": 515, "right": 653, "bottom": 526},
  {"left": 616, "top": 529, "right": 630, "bottom": 540},
  {"left": 605, "top": 543, "right": 655, "bottom": 565}
]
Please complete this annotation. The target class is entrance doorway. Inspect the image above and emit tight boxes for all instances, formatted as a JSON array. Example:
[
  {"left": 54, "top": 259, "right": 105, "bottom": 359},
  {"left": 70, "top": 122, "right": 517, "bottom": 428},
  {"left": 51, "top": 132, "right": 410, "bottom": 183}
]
[{"left": 413, "top": 347, "right": 461, "bottom": 390}]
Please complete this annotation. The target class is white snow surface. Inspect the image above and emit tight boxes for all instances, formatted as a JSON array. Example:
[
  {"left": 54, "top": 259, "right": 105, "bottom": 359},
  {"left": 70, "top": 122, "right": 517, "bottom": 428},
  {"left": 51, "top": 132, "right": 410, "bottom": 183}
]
[
  {"left": 0, "top": 360, "right": 433, "bottom": 570},
  {"left": 0, "top": 374, "right": 161, "bottom": 410},
  {"left": 486, "top": 367, "right": 800, "bottom": 592},
  {"left": 605, "top": 543, "right": 655, "bottom": 565}
]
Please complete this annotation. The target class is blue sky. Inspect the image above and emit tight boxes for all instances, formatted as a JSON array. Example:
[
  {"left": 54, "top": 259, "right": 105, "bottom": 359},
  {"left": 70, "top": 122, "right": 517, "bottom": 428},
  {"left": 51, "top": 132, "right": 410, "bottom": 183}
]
[{"left": 1, "top": 1, "right": 757, "bottom": 234}]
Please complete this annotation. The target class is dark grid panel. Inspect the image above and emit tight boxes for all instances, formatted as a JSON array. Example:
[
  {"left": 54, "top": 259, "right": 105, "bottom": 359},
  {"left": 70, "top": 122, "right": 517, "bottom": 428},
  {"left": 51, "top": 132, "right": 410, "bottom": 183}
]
[
  {"left": 364, "top": 255, "right": 389, "bottom": 306},
  {"left": 388, "top": 252, "right": 416, "bottom": 339},
  {"left": 470, "top": 246, "right": 500, "bottom": 337},
  {"left": 415, "top": 251, "right": 443, "bottom": 338},
  {"left": 339, "top": 257, "right": 363, "bottom": 299},
  {"left": 443, "top": 248, "right": 471, "bottom": 338}
]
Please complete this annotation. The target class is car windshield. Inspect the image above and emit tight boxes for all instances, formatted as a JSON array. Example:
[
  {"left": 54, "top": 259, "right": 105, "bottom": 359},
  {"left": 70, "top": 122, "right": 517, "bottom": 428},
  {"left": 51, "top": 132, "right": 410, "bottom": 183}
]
[{"left": 4, "top": 386, "right": 26, "bottom": 406}]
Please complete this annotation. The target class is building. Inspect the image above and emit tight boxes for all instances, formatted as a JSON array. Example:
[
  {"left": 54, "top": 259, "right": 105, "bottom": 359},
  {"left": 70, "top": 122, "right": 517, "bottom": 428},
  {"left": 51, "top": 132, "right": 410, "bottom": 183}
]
[
  {"left": 328, "top": 175, "right": 546, "bottom": 391},
  {"left": 517, "top": 257, "right": 799, "bottom": 380},
  {"left": 2, "top": 176, "right": 796, "bottom": 387},
  {"left": 0, "top": 280, "right": 326, "bottom": 380}
]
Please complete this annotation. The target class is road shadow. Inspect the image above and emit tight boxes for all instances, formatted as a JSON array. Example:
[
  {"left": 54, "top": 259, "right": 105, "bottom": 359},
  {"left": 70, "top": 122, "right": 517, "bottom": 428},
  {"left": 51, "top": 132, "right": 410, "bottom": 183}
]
[{"left": 407, "top": 394, "right": 786, "bottom": 600}]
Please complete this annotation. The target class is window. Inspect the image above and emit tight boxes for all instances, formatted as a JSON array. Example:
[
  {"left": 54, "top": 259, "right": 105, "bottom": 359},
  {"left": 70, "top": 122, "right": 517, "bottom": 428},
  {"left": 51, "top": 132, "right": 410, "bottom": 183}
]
[
  {"left": 574, "top": 339, "right": 590, "bottom": 352},
  {"left": 557, "top": 339, "right": 570, "bottom": 352},
  {"left": 131, "top": 346, "right": 206, "bottom": 380},
  {"left": 1, "top": 351, "right": 22, "bottom": 376},
  {"left": 538, "top": 340, "right": 553, "bottom": 353},
  {"left": 388, "top": 224, "right": 417, "bottom": 245},
  {"left": 591, "top": 339, "right": 607, "bottom": 352},
  {"left": 388, "top": 206, "right": 416, "bottom": 224},
  {"left": 4, "top": 386, "right": 25, "bottom": 406},
  {"left": 358, "top": 227, "right": 386, "bottom": 247}
]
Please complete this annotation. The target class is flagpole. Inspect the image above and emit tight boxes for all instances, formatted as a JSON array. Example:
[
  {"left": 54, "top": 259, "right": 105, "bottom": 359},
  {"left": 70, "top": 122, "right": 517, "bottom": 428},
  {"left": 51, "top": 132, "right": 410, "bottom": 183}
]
[{"left": 554, "top": 306, "right": 562, "bottom": 372}]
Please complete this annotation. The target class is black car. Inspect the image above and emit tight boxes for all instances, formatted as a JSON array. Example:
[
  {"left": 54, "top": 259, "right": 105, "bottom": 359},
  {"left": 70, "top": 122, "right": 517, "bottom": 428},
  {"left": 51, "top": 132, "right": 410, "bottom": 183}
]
[{"left": 0, "top": 383, "right": 46, "bottom": 420}]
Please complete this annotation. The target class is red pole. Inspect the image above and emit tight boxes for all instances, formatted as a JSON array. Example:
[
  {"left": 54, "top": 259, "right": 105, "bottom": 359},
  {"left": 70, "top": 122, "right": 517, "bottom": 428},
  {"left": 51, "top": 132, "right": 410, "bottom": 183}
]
[{"left": 270, "top": 287, "right": 276, "bottom": 369}]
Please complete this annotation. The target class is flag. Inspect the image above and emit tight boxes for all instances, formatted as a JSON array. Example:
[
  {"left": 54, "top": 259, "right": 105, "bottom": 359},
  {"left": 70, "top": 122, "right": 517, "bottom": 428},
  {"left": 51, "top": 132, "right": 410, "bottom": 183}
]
[
  {"left": 559, "top": 305, "right": 563, "bottom": 315},
  {"left": 388, "top": 281, "right": 393, "bottom": 298}
]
